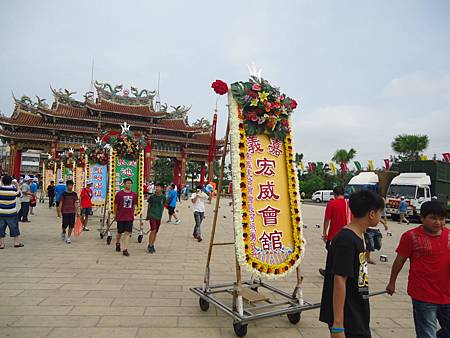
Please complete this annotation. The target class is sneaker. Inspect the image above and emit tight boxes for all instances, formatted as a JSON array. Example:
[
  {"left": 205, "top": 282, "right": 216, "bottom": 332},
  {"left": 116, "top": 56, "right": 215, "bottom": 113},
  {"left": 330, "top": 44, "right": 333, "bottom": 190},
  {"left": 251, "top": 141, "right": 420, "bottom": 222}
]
[
  {"left": 319, "top": 268, "right": 326, "bottom": 277},
  {"left": 167, "top": 220, "right": 172, "bottom": 224},
  {"left": 175, "top": 219, "right": 181, "bottom": 225},
  {"left": 197, "top": 236, "right": 203, "bottom": 242},
  {"left": 66, "top": 238, "right": 71, "bottom": 244},
  {"left": 61, "top": 233, "right": 66, "bottom": 241},
  {"left": 147, "top": 245, "right": 155, "bottom": 254},
  {"left": 122, "top": 249, "right": 130, "bottom": 256},
  {"left": 83, "top": 227, "right": 90, "bottom": 231},
  {"left": 115, "top": 243, "right": 121, "bottom": 252}
]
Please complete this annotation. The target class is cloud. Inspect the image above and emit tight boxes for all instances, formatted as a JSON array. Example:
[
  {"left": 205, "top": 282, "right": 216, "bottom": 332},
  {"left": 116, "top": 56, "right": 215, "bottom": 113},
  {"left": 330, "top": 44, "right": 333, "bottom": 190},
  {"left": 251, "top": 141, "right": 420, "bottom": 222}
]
[{"left": 295, "top": 72, "right": 450, "bottom": 167}]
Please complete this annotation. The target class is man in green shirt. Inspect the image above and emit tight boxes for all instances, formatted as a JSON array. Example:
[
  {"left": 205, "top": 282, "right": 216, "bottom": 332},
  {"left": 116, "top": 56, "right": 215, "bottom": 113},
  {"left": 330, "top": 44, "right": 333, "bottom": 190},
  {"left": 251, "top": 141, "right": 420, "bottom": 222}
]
[{"left": 146, "top": 183, "right": 166, "bottom": 253}]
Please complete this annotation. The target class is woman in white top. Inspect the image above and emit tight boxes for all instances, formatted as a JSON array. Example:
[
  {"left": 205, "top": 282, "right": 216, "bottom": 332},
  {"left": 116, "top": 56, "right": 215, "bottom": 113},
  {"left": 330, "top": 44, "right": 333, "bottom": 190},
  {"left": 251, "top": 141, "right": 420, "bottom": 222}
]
[{"left": 191, "top": 186, "right": 208, "bottom": 242}]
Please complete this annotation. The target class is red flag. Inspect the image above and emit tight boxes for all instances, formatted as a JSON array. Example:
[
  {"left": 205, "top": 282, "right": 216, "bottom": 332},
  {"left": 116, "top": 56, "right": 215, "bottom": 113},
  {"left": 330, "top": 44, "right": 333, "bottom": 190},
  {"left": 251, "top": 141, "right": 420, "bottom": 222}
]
[
  {"left": 340, "top": 161, "right": 348, "bottom": 174},
  {"left": 442, "top": 153, "right": 450, "bottom": 162},
  {"left": 384, "top": 159, "right": 390, "bottom": 171},
  {"left": 307, "top": 162, "right": 316, "bottom": 172},
  {"left": 207, "top": 113, "right": 217, "bottom": 163}
]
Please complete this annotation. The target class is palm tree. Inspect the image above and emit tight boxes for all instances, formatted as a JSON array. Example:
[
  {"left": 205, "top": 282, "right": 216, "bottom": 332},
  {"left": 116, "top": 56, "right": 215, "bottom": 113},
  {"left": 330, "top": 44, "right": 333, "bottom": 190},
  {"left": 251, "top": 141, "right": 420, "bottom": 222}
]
[
  {"left": 332, "top": 148, "right": 357, "bottom": 164},
  {"left": 391, "top": 134, "right": 429, "bottom": 161}
]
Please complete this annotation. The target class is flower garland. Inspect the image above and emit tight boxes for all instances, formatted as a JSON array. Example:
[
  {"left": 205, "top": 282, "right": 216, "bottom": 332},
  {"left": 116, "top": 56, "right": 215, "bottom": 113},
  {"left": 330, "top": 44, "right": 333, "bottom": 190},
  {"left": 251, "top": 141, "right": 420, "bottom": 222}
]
[
  {"left": 103, "top": 130, "right": 146, "bottom": 160},
  {"left": 85, "top": 143, "right": 109, "bottom": 165},
  {"left": 228, "top": 76, "right": 297, "bottom": 141},
  {"left": 229, "top": 94, "right": 305, "bottom": 280}
]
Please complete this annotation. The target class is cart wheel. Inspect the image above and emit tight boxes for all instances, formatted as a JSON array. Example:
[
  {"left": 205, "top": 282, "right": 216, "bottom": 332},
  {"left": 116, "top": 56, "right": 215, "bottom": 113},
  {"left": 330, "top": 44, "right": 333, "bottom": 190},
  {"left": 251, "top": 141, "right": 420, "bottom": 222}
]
[
  {"left": 100, "top": 233, "right": 104, "bottom": 239},
  {"left": 199, "top": 297, "right": 209, "bottom": 312},
  {"left": 233, "top": 322, "right": 248, "bottom": 337},
  {"left": 137, "top": 235, "right": 143, "bottom": 243},
  {"left": 287, "top": 311, "right": 302, "bottom": 324},
  {"left": 106, "top": 235, "right": 112, "bottom": 245}
]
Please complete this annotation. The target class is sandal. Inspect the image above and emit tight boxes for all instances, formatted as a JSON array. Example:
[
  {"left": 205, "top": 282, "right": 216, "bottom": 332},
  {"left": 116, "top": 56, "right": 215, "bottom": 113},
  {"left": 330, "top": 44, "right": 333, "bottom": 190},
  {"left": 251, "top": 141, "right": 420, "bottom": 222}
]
[
  {"left": 14, "top": 243, "right": 24, "bottom": 248},
  {"left": 0, "top": 245, "right": 4, "bottom": 249}
]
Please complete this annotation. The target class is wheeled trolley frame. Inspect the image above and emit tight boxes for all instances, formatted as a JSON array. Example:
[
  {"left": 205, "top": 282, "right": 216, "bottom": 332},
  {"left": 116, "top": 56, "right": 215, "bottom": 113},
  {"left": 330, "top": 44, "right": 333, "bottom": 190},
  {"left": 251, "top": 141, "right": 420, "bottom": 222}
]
[{"left": 190, "top": 108, "right": 387, "bottom": 337}]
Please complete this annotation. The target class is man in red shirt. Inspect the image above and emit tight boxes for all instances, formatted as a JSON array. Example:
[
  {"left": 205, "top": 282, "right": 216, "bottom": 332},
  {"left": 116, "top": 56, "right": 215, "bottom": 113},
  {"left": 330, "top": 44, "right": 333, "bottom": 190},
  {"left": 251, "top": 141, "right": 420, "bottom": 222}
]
[
  {"left": 319, "top": 186, "right": 350, "bottom": 277},
  {"left": 80, "top": 180, "right": 93, "bottom": 231},
  {"left": 114, "top": 178, "right": 137, "bottom": 256},
  {"left": 386, "top": 201, "right": 449, "bottom": 338}
]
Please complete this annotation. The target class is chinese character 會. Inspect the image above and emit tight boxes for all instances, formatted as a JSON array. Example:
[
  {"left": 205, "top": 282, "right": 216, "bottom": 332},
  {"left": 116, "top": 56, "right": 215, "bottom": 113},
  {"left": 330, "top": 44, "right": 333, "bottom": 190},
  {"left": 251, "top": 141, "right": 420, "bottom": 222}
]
[{"left": 257, "top": 205, "right": 281, "bottom": 226}]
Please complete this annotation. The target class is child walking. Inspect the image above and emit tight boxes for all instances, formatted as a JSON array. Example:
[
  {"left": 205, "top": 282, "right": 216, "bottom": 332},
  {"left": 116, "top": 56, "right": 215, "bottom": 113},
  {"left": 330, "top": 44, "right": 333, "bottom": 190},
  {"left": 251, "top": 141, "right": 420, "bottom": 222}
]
[
  {"left": 146, "top": 183, "right": 166, "bottom": 254},
  {"left": 58, "top": 180, "right": 79, "bottom": 244},
  {"left": 386, "top": 201, "right": 449, "bottom": 338},
  {"left": 319, "top": 190, "right": 384, "bottom": 338},
  {"left": 114, "top": 178, "right": 137, "bottom": 256}
]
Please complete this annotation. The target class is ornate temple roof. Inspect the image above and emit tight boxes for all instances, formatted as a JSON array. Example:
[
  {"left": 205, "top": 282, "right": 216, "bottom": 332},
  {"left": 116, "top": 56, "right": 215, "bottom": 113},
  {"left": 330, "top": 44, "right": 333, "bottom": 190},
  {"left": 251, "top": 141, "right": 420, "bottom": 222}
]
[{"left": 0, "top": 82, "right": 222, "bottom": 150}]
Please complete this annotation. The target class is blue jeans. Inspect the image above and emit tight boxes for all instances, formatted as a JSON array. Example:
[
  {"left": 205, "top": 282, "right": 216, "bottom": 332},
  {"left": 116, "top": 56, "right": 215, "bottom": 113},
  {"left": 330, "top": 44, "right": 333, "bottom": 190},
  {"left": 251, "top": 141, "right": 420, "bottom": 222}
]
[
  {"left": 412, "top": 299, "right": 450, "bottom": 338},
  {"left": 0, "top": 215, "right": 20, "bottom": 237},
  {"left": 18, "top": 202, "right": 30, "bottom": 221},
  {"left": 193, "top": 211, "right": 204, "bottom": 237}
]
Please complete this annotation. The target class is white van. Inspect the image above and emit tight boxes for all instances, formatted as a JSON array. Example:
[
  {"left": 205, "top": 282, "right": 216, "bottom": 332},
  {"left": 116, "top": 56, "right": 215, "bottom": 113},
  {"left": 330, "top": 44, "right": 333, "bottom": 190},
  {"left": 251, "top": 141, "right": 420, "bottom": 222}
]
[{"left": 311, "top": 190, "right": 334, "bottom": 203}]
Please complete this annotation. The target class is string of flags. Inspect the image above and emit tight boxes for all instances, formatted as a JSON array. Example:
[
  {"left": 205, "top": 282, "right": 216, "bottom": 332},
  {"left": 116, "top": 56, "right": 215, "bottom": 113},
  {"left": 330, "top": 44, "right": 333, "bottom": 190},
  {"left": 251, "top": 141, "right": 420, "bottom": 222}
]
[{"left": 295, "top": 152, "right": 450, "bottom": 174}]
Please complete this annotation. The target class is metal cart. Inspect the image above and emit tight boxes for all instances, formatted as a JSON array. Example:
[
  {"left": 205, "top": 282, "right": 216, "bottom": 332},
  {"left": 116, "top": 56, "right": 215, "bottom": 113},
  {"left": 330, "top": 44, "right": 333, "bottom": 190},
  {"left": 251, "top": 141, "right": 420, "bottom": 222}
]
[{"left": 189, "top": 113, "right": 387, "bottom": 337}]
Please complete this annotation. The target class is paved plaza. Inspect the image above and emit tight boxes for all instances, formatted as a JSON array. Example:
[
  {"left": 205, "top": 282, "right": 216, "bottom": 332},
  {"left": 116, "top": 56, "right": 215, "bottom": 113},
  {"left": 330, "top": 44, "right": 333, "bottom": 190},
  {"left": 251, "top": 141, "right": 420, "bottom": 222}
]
[{"left": 0, "top": 199, "right": 417, "bottom": 338}]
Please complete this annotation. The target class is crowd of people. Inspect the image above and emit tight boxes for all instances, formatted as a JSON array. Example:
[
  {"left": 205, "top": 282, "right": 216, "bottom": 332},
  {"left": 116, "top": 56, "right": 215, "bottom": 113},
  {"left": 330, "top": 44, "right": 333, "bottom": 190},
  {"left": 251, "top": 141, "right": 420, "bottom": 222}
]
[
  {"left": 0, "top": 174, "right": 213, "bottom": 257},
  {"left": 318, "top": 188, "right": 449, "bottom": 338},
  {"left": 0, "top": 174, "right": 448, "bottom": 337}
]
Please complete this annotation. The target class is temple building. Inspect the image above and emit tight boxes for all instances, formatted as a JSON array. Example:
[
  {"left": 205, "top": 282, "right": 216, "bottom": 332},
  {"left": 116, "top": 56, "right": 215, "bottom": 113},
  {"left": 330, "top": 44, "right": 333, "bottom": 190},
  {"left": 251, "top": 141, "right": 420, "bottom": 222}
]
[{"left": 0, "top": 81, "right": 222, "bottom": 185}]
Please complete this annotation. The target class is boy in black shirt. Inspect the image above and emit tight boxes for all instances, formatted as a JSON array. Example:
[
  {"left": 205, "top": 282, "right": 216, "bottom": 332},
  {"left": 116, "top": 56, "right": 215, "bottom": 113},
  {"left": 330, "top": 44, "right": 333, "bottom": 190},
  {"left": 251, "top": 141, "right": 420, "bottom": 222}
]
[{"left": 319, "top": 190, "right": 384, "bottom": 338}]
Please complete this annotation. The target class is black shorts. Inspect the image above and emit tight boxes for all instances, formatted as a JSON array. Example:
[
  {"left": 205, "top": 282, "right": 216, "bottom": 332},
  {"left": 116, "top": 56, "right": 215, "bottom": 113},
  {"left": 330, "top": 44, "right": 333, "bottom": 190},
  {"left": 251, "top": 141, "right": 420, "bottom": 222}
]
[
  {"left": 62, "top": 213, "right": 76, "bottom": 229},
  {"left": 168, "top": 206, "right": 175, "bottom": 215},
  {"left": 117, "top": 220, "right": 133, "bottom": 234}
]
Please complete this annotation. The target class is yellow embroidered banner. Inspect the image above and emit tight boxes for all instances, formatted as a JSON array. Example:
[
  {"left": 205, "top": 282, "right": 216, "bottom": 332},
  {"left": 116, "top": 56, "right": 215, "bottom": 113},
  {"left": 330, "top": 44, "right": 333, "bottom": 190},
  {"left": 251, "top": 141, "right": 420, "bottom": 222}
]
[{"left": 229, "top": 95, "right": 305, "bottom": 279}]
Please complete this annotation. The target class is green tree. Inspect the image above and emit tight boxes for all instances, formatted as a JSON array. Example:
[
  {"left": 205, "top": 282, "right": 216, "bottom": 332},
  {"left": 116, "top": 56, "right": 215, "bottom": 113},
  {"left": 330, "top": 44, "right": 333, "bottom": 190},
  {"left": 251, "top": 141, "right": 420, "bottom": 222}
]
[
  {"left": 152, "top": 158, "right": 173, "bottom": 184},
  {"left": 332, "top": 148, "right": 357, "bottom": 164},
  {"left": 299, "top": 175, "right": 325, "bottom": 197},
  {"left": 391, "top": 134, "right": 429, "bottom": 161}
]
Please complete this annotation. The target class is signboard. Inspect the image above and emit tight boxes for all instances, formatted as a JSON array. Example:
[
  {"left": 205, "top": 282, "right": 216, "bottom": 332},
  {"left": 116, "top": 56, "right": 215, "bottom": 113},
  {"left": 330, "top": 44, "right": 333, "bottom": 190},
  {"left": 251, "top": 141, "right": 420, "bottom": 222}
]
[
  {"left": 109, "top": 150, "right": 144, "bottom": 216},
  {"left": 74, "top": 166, "right": 84, "bottom": 198},
  {"left": 43, "top": 164, "right": 55, "bottom": 193},
  {"left": 86, "top": 162, "right": 108, "bottom": 207},
  {"left": 229, "top": 95, "right": 305, "bottom": 280}
]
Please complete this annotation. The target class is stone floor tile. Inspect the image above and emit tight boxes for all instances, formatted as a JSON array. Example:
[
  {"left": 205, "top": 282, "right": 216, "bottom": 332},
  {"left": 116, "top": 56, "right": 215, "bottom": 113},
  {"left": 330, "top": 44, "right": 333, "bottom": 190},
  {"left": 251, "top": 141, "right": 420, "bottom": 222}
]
[
  {"left": 46, "top": 328, "right": 138, "bottom": 338},
  {"left": 137, "top": 328, "right": 222, "bottom": 338},
  {"left": 69, "top": 306, "right": 145, "bottom": 316},
  {"left": 0, "top": 306, "right": 73, "bottom": 316},
  {"left": 40, "top": 297, "right": 114, "bottom": 306},
  {"left": 12, "top": 315, "right": 100, "bottom": 327},
  {"left": 0, "top": 328, "right": 52, "bottom": 338},
  {"left": 97, "top": 315, "right": 177, "bottom": 328}
]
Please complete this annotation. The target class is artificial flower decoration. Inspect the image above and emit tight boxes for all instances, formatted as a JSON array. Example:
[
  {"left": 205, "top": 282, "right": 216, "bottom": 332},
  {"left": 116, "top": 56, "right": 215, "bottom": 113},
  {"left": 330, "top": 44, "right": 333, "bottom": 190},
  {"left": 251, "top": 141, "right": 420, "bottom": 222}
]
[
  {"left": 211, "top": 80, "right": 229, "bottom": 95},
  {"left": 229, "top": 76, "right": 298, "bottom": 141}
]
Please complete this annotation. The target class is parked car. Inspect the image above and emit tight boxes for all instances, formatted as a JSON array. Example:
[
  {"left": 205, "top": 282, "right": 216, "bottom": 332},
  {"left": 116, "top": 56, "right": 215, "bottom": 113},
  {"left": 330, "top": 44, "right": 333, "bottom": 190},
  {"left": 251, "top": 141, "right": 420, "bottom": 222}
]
[{"left": 311, "top": 190, "right": 334, "bottom": 203}]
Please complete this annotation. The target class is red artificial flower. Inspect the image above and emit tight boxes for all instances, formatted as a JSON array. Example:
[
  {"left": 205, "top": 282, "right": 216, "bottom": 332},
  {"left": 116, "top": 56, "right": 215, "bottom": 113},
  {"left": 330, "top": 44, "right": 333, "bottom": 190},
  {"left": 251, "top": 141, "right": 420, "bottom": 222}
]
[
  {"left": 281, "top": 119, "right": 289, "bottom": 127},
  {"left": 245, "top": 90, "right": 258, "bottom": 99},
  {"left": 266, "top": 118, "right": 277, "bottom": 129},
  {"left": 252, "top": 83, "right": 261, "bottom": 91},
  {"left": 211, "top": 80, "right": 228, "bottom": 95},
  {"left": 290, "top": 99, "right": 298, "bottom": 110},
  {"left": 247, "top": 111, "right": 258, "bottom": 121}
]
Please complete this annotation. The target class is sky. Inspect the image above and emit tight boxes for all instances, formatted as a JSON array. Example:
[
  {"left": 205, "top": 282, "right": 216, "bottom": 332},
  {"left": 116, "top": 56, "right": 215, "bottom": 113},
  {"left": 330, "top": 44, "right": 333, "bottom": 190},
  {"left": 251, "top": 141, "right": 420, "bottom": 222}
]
[{"left": 1, "top": 0, "right": 449, "bottom": 168}]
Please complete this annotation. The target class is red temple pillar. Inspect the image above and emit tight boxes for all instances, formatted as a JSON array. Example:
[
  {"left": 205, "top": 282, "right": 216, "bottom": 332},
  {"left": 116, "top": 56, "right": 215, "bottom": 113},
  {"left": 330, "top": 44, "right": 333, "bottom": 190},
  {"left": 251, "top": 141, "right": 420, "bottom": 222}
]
[
  {"left": 8, "top": 142, "right": 16, "bottom": 176},
  {"left": 173, "top": 158, "right": 180, "bottom": 185},
  {"left": 13, "top": 148, "right": 22, "bottom": 179},
  {"left": 207, "top": 160, "right": 214, "bottom": 182},
  {"left": 200, "top": 162, "right": 206, "bottom": 186},
  {"left": 180, "top": 151, "right": 187, "bottom": 187},
  {"left": 144, "top": 137, "right": 152, "bottom": 182},
  {"left": 51, "top": 140, "right": 58, "bottom": 159}
]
